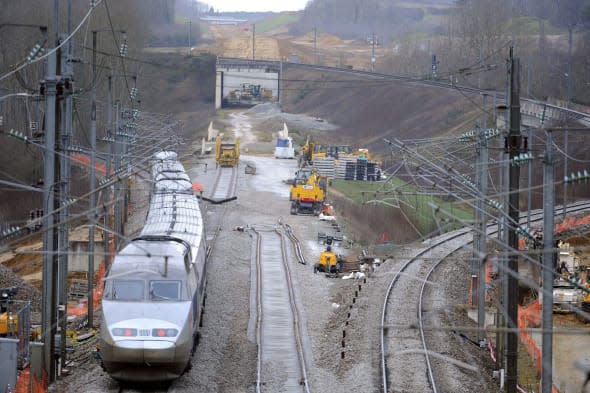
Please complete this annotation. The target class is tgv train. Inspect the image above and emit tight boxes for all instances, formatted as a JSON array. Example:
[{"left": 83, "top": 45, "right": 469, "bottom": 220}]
[{"left": 99, "top": 151, "right": 207, "bottom": 382}]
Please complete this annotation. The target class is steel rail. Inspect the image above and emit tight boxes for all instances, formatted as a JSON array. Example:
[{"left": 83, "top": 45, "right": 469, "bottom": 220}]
[
  {"left": 203, "top": 166, "right": 238, "bottom": 203},
  {"left": 253, "top": 227, "right": 310, "bottom": 393},
  {"left": 380, "top": 201, "right": 590, "bottom": 393},
  {"left": 418, "top": 255, "right": 441, "bottom": 393},
  {"left": 277, "top": 228, "right": 311, "bottom": 393},
  {"left": 253, "top": 228, "right": 264, "bottom": 393},
  {"left": 283, "top": 223, "right": 307, "bottom": 265},
  {"left": 380, "top": 232, "right": 464, "bottom": 393},
  {"left": 209, "top": 166, "right": 224, "bottom": 198},
  {"left": 229, "top": 164, "right": 238, "bottom": 197}
]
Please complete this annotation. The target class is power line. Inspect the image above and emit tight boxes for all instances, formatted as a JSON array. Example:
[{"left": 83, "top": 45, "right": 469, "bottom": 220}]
[{"left": 0, "top": 0, "right": 101, "bottom": 82}]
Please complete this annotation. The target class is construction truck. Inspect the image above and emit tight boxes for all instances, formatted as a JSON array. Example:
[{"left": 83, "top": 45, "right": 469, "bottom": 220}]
[
  {"left": 289, "top": 168, "right": 327, "bottom": 215},
  {"left": 0, "top": 287, "right": 19, "bottom": 337},
  {"left": 215, "top": 136, "right": 240, "bottom": 167},
  {"left": 226, "top": 83, "right": 262, "bottom": 106}
]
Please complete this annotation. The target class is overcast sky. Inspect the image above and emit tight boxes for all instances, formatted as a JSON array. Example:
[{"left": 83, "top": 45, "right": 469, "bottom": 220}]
[{"left": 205, "top": 0, "right": 308, "bottom": 12}]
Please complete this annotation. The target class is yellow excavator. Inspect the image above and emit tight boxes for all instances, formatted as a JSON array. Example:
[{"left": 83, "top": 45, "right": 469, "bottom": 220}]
[{"left": 0, "top": 287, "right": 19, "bottom": 337}]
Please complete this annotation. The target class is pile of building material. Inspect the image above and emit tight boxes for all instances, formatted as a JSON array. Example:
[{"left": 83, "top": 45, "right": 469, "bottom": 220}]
[{"left": 312, "top": 155, "right": 381, "bottom": 181}]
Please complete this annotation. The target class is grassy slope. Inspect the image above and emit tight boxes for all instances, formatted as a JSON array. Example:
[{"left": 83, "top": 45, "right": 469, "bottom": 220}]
[
  {"left": 255, "top": 13, "right": 299, "bottom": 33},
  {"left": 331, "top": 178, "right": 472, "bottom": 236}
]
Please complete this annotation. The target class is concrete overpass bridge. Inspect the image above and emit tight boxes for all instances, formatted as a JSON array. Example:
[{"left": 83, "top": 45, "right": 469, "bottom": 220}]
[{"left": 215, "top": 57, "right": 590, "bottom": 130}]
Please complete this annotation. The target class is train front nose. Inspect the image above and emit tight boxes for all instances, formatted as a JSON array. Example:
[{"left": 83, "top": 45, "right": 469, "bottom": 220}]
[
  {"left": 101, "top": 326, "right": 191, "bottom": 382},
  {"left": 100, "top": 306, "right": 193, "bottom": 381},
  {"left": 113, "top": 339, "right": 177, "bottom": 364}
]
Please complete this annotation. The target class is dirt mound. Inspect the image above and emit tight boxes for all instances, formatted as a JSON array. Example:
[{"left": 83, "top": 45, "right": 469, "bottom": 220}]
[
  {"left": 220, "top": 36, "right": 280, "bottom": 60},
  {"left": 0, "top": 258, "right": 42, "bottom": 313},
  {"left": 318, "top": 34, "right": 342, "bottom": 46}
]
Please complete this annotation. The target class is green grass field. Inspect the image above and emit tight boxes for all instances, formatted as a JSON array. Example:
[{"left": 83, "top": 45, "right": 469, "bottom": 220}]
[
  {"left": 331, "top": 178, "right": 473, "bottom": 235},
  {"left": 510, "top": 16, "right": 562, "bottom": 36},
  {"left": 254, "top": 13, "right": 299, "bottom": 33}
]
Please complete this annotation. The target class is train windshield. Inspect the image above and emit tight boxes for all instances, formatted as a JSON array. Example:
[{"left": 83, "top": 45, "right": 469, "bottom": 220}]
[
  {"left": 112, "top": 280, "right": 144, "bottom": 300},
  {"left": 150, "top": 280, "right": 181, "bottom": 301}
]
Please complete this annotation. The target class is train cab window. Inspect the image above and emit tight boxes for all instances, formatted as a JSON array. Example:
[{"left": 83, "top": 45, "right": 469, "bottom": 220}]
[
  {"left": 150, "top": 281, "right": 181, "bottom": 301},
  {"left": 113, "top": 280, "right": 144, "bottom": 300}
]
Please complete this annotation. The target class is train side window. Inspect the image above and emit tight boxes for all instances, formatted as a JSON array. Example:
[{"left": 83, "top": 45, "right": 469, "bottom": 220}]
[
  {"left": 150, "top": 280, "right": 181, "bottom": 301},
  {"left": 113, "top": 280, "right": 144, "bottom": 300}
]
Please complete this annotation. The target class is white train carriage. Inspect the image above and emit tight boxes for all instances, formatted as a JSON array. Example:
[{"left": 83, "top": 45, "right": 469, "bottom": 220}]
[
  {"left": 100, "top": 153, "right": 206, "bottom": 382},
  {"left": 154, "top": 172, "right": 193, "bottom": 195}
]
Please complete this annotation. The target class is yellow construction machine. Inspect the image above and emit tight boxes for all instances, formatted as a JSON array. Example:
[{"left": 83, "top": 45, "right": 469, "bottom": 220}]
[
  {"left": 299, "top": 136, "right": 319, "bottom": 166},
  {"left": 314, "top": 236, "right": 343, "bottom": 276},
  {"left": 289, "top": 168, "right": 327, "bottom": 215},
  {"left": 299, "top": 136, "right": 352, "bottom": 166},
  {"left": 0, "top": 287, "right": 19, "bottom": 337},
  {"left": 581, "top": 271, "right": 590, "bottom": 322},
  {"left": 215, "top": 136, "right": 240, "bottom": 167}
]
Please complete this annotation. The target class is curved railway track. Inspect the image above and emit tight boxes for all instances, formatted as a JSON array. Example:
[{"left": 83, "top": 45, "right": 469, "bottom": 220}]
[
  {"left": 251, "top": 227, "right": 310, "bottom": 393},
  {"left": 380, "top": 201, "right": 590, "bottom": 393}
]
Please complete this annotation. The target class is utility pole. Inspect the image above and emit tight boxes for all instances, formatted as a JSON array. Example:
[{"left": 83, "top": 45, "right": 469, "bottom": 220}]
[
  {"left": 42, "top": 46, "right": 58, "bottom": 387},
  {"left": 57, "top": 31, "right": 71, "bottom": 371},
  {"left": 252, "top": 23, "right": 255, "bottom": 60},
  {"left": 114, "top": 100, "right": 122, "bottom": 250},
  {"left": 505, "top": 47, "right": 522, "bottom": 393},
  {"left": 472, "top": 123, "right": 482, "bottom": 309},
  {"left": 278, "top": 59, "right": 282, "bottom": 107},
  {"left": 528, "top": 105, "right": 546, "bottom": 231},
  {"left": 431, "top": 54, "right": 438, "bottom": 79},
  {"left": 541, "top": 130, "right": 554, "bottom": 393},
  {"left": 563, "top": 28, "right": 573, "bottom": 219},
  {"left": 371, "top": 32, "right": 375, "bottom": 72},
  {"left": 89, "top": 30, "right": 98, "bottom": 328},
  {"left": 478, "top": 47, "right": 483, "bottom": 89},
  {"left": 494, "top": 90, "right": 506, "bottom": 371},
  {"left": 104, "top": 74, "right": 113, "bottom": 263},
  {"left": 57, "top": 0, "right": 74, "bottom": 369},
  {"left": 477, "top": 93, "right": 489, "bottom": 344},
  {"left": 188, "top": 19, "right": 192, "bottom": 56},
  {"left": 42, "top": 0, "right": 60, "bottom": 382},
  {"left": 563, "top": 66, "right": 571, "bottom": 220},
  {"left": 313, "top": 27, "right": 317, "bottom": 65}
]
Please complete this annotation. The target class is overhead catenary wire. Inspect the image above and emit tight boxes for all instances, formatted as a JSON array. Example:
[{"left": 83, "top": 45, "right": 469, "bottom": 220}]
[{"left": 0, "top": 0, "right": 102, "bottom": 82}]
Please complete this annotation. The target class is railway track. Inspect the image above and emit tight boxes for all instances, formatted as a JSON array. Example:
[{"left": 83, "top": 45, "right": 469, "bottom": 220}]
[
  {"left": 202, "top": 166, "right": 238, "bottom": 204},
  {"left": 380, "top": 201, "right": 590, "bottom": 393},
  {"left": 282, "top": 222, "right": 307, "bottom": 265},
  {"left": 252, "top": 227, "right": 310, "bottom": 393}
]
